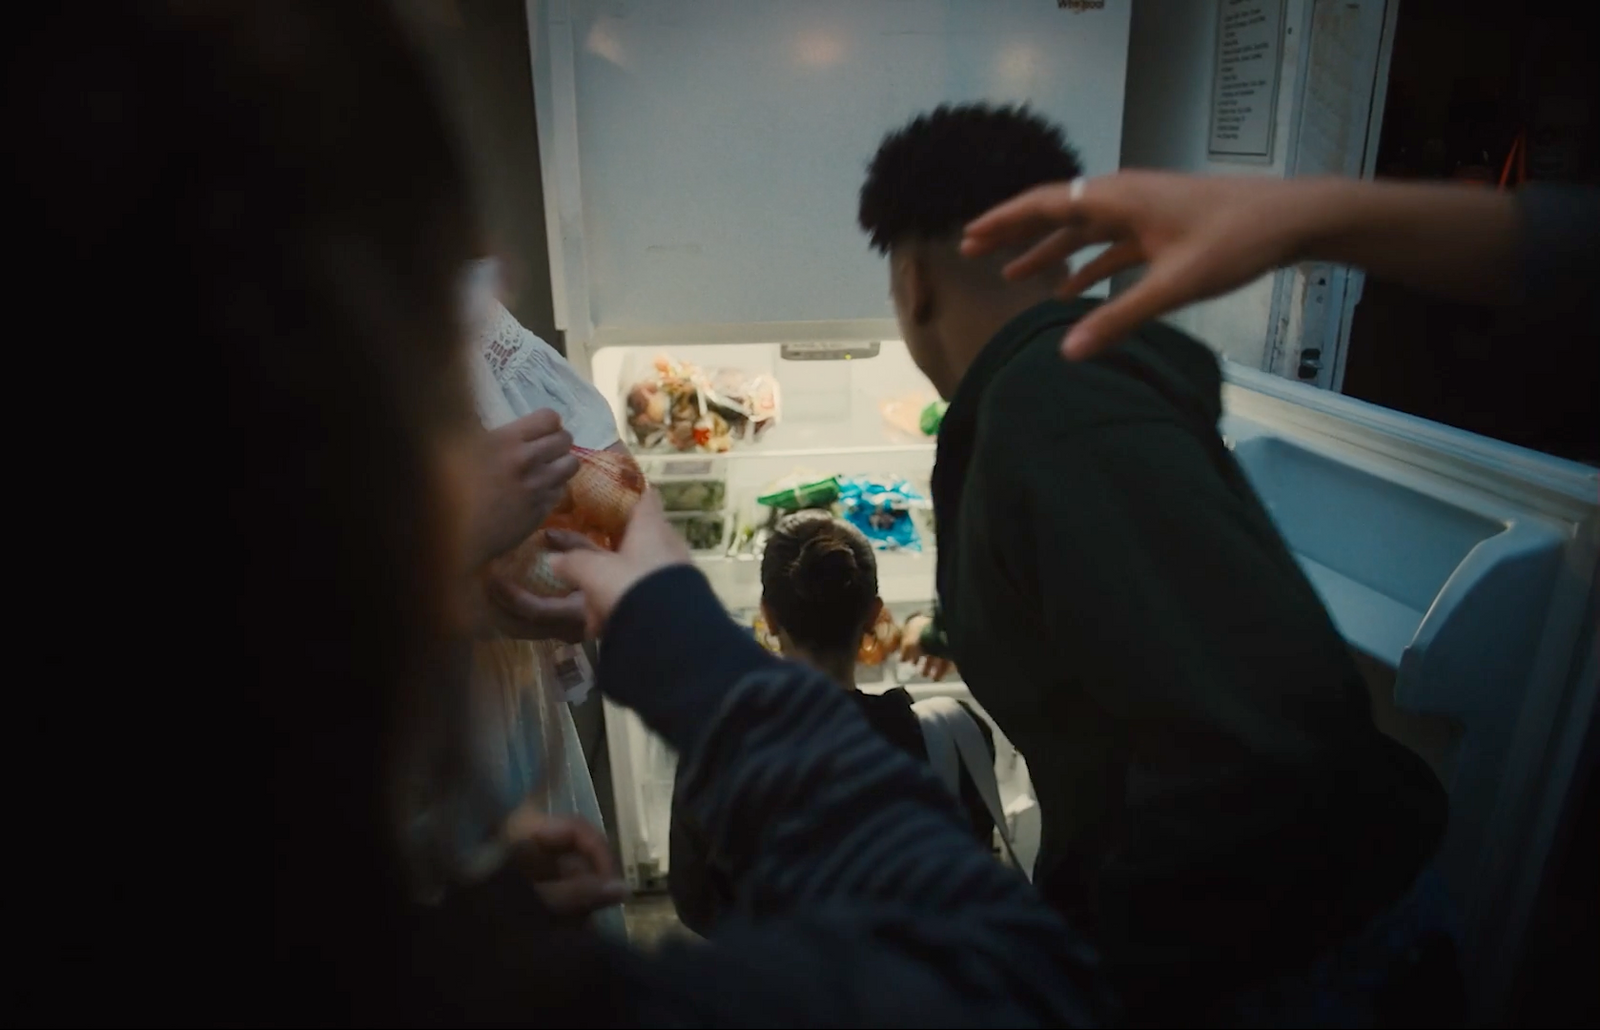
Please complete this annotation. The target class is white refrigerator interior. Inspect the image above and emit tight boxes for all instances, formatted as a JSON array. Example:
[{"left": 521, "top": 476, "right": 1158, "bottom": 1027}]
[
  {"left": 530, "top": 0, "right": 1133, "bottom": 892},
  {"left": 527, "top": 0, "right": 1597, "bottom": 1016}
]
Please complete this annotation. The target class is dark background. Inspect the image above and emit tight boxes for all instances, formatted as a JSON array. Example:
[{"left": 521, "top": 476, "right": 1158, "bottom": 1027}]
[{"left": 1342, "top": 1, "right": 1599, "bottom": 467}]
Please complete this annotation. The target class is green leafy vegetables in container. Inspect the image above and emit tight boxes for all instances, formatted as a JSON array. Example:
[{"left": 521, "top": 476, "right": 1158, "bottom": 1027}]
[
  {"left": 657, "top": 478, "right": 726, "bottom": 512},
  {"left": 667, "top": 512, "right": 727, "bottom": 552}
]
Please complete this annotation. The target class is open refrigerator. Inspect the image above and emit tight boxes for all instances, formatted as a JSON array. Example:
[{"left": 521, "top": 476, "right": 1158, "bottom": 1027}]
[
  {"left": 590, "top": 339, "right": 1046, "bottom": 886},
  {"left": 526, "top": 1, "right": 1597, "bottom": 1018}
]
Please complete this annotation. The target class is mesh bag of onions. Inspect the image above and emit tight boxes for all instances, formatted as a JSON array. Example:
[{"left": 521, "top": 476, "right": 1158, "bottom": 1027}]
[{"left": 490, "top": 445, "right": 648, "bottom": 596}]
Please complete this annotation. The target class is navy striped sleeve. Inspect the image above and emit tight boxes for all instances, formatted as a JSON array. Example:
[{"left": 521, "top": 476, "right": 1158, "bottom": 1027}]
[{"left": 594, "top": 565, "right": 1107, "bottom": 1026}]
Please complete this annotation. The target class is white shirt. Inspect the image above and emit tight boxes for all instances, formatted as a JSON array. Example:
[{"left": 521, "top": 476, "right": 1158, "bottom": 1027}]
[
  {"left": 463, "top": 259, "right": 619, "bottom": 448},
  {"left": 455, "top": 259, "right": 626, "bottom": 938}
]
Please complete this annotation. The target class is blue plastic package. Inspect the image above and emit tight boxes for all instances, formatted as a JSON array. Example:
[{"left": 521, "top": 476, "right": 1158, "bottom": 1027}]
[{"left": 836, "top": 475, "right": 929, "bottom": 552}]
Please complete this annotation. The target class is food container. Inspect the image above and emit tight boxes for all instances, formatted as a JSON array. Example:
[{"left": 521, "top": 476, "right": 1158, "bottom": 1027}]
[
  {"left": 637, "top": 455, "right": 729, "bottom": 513},
  {"left": 655, "top": 478, "right": 727, "bottom": 513},
  {"left": 665, "top": 510, "right": 729, "bottom": 553}
]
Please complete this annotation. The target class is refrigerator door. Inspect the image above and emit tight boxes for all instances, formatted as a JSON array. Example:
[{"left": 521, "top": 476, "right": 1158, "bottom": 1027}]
[{"left": 1220, "top": 361, "right": 1597, "bottom": 1013}]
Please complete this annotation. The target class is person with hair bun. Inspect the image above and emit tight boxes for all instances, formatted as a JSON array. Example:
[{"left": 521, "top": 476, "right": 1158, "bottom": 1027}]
[{"left": 667, "top": 510, "right": 996, "bottom": 935}]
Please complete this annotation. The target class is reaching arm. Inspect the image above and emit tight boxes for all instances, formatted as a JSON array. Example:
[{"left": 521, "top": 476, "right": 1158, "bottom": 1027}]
[
  {"left": 420, "top": 499, "right": 1106, "bottom": 1025},
  {"left": 1297, "top": 179, "right": 1598, "bottom": 322},
  {"left": 510, "top": 499, "right": 1107, "bottom": 1024},
  {"left": 901, "top": 609, "right": 957, "bottom": 681},
  {"left": 600, "top": 567, "right": 1101, "bottom": 1025},
  {"left": 961, "top": 172, "right": 1597, "bottom": 359},
  {"left": 1292, "top": 177, "right": 1521, "bottom": 303}
]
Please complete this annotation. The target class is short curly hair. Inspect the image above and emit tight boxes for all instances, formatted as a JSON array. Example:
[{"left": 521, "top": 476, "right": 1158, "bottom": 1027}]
[{"left": 858, "top": 103, "right": 1084, "bottom": 254}]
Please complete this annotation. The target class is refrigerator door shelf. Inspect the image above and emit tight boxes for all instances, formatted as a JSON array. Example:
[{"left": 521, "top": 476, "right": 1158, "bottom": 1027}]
[
  {"left": 1224, "top": 428, "right": 1566, "bottom": 687},
  {"left": 1220, "top": 364, "right": 1597, "bottom": 1001}
]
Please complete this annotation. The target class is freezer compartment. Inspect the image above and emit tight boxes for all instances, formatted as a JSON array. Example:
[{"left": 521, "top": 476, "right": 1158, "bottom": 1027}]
[{"left": 531, "top": 1, "right": 1130, "bottom": 364}]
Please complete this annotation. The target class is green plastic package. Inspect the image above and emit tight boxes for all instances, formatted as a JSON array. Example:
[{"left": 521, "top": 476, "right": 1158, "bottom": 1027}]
[{"left": 757, "top": 475, "right": 840, "bottom": 511}]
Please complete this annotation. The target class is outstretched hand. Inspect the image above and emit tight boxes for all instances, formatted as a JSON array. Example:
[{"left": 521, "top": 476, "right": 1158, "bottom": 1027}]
[
  {"left": 504, "top": 807, "right": 628, "bottom": 923},
  {"left": 547, "top": 491, "right": 691, "bottom": 638},
  {"left": 899, "top": 613, "right": 954, "bottom": 682},
  {"left": 482, "top": 569, "right": 590, "bottom": 644},
  {"left": 470, "top": 409, "right": 580, "bottom": 566},
  {"left": 961, "top": 171, "right": 1309, "bottom": 360}
]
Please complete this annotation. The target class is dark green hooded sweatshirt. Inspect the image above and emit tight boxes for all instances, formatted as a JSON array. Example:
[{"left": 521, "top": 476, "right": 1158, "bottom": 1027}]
[{"left": 929, "top": 298, "right": 1448, "bottom": 1004}]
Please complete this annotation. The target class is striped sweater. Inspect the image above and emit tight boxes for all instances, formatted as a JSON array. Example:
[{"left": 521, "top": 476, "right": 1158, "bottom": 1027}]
[{"left": 405, "top": 565, "right": 1107, "bottom": 1026}]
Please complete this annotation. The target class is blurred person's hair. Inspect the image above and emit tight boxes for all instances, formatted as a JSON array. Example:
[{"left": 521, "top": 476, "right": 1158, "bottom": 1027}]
[
  {"left": 858, "top": 103, "right": 1084, "bottom": 254},
  {"left": 13, "top": 0, "right": 492, "bottom": 1009}
]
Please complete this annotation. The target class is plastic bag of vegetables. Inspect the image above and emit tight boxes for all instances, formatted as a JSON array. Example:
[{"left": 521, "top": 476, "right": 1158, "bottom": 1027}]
[
  {"left": 622, "top": 353, "right": 781, "bottom": 453},
  {"left": 491, "top": 446, "right": 648, "bottom": 596}
]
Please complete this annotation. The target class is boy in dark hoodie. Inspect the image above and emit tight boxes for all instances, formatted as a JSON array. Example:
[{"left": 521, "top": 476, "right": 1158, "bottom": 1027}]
[{"left": 859, "top": 104, "right": 1455, "bottom": 1023}]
